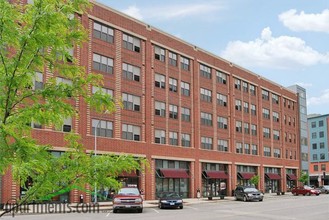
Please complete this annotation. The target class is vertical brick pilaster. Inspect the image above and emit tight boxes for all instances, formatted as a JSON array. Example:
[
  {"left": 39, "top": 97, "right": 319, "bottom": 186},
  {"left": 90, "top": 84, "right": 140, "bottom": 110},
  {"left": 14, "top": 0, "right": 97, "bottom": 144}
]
[
  {"left": 114, "top": 29, "right": 122, "bottom": 138},
  {"left": 190, "top": 161, "right": 195, "bottom": 198}
]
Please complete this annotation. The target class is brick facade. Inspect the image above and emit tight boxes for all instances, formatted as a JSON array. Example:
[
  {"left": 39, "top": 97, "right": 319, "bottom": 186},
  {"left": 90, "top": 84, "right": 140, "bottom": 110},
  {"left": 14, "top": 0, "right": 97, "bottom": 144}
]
[{"left": 1, "top": 1, "right": 301, "bottom": 202}]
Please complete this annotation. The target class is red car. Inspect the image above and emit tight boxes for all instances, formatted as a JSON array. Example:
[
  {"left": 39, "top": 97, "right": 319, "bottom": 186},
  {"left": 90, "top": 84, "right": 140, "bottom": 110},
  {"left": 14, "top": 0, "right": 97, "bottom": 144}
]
[
  {"left": 113, "top": 187, "right": 143, "bottom": 213},
  {"left": 291, "top": 186, "right": 320, "bottom": 196}
]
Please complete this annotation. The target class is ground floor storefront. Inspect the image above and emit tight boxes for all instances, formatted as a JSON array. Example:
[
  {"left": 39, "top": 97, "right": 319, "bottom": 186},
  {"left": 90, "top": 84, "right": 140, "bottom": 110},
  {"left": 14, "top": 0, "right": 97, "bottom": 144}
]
[{"left": 1, "top": 158, "right": 299, "bottom": 202}]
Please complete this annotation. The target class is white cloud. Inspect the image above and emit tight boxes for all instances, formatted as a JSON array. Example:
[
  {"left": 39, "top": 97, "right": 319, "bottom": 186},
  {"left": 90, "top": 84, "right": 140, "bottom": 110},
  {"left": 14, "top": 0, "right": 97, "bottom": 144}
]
[
  {"left": 122, "top": 5, "right": 143, "bottom": 20},
  {"left": 220, "top": 27, "right": 329, "bottom": 69},
  {"left": 307, "top": 89, "right": 329, "bottom": 106},
  {"left": 121, "top": 2, "right": 225, "bottom": 21},
  {"left": 295, "top": 82, "right": 313, "bottom": 88},
  {"left": 279, "top": 9, "right": 329, "bottom": 33}
]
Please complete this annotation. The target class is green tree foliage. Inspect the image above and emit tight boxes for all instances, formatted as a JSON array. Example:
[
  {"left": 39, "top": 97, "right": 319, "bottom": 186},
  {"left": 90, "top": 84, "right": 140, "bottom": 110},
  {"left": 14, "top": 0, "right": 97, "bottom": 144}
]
[
  {"left": 0, "top": 0, "right": 144, "bottom": 215},
  {"left": 250, "top": 175, "right": 260, "bottom": 188},
  {"left": 298, "top": 172, "right": 309, "bottom": 185}
]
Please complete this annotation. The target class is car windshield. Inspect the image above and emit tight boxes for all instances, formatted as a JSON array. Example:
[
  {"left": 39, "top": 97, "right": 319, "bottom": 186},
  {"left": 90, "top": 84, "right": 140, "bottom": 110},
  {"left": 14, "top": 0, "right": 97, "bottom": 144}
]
[
  {"left": 244, "top": 188, "right": 259, "bottom": 192},
  {"left": 161, "top": 192, "right": 180, "bottom": 198},
  {"left": 323, "top": 185, "right": 329, "bottom": 189},
  {"left": 118, "top": 188, "right": 140, "bottom": 196},
  {"left": 304, "top": 186, "right": 312, "bottom": 189}
]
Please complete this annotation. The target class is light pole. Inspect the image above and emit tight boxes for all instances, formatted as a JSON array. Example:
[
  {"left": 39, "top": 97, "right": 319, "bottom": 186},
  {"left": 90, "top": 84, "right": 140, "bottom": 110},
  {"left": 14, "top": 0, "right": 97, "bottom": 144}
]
[{"left": 94, "top": 119, "right": 102, "bottom": 204}]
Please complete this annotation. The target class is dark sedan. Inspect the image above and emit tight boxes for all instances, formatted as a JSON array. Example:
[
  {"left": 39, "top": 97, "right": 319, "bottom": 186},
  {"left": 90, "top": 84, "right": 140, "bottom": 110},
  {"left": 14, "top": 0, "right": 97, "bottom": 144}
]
[
  {"left": 234, "top": 186, "right": 264, "bottom": 202},
  {"left": 158, "top": 192, "right": 183, "bottom": 209}
]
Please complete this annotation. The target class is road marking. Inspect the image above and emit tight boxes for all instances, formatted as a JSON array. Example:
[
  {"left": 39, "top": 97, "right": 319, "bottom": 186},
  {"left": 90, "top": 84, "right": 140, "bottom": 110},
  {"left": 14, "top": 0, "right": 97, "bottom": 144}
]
[
  {"left": 106, "top": 212, "right": 111, "bottom": 217},
  {"left": 151, "top": 208, "right": 160, "bottom": 213},
  {"left": 184, "top": 206, "right": 199, "bottom": 211}
]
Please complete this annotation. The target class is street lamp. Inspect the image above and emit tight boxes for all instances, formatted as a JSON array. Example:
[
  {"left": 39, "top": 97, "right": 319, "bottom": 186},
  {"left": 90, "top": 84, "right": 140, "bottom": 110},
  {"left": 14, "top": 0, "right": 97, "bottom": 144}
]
[{"left": 94, "top": 110, "right": 108, "bottom": 204}]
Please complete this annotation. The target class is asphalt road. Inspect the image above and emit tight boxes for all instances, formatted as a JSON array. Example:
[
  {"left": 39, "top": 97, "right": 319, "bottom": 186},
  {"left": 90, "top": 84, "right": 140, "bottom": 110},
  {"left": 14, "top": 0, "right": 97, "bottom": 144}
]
[{"left": 2, "top": 194, "right": 329, "bottom": 220}]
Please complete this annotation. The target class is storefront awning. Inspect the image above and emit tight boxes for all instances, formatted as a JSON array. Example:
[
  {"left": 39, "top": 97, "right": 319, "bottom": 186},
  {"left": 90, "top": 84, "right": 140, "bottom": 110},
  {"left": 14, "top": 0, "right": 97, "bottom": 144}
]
[
  {"left": 205, "top": 171, "right": 229, "bottom": 179},
  {"left": 160, "top": 169, "right": 189, "bottom": 178},
  {"left": 238, "top": 172, "right": 255, "bottom": 180},
  {"left": 286, "top": 174, "right": 297, "bottom": 181},
  {"left": 119, "top": 171, "right": 138, "bottom": 177},
  {"left": 265, "top": 173, "right": 281, "bottom": 180}
]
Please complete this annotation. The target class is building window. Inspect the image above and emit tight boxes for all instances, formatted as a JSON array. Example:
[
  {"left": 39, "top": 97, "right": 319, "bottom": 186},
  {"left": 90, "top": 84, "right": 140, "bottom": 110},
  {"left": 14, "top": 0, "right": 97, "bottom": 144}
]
[
  {"left": 122, "top": 63, "right": 140, "bottom": 82},
  {"left": 244, "top": 123, "right": 249, "bottom": 134},
  {"left": 154, "top": 45, "right": 165, "bottom": 62},
  {"left": 319, "top": 131, "right": 324, "bottom": 138},
  {"left": 33, "top": 71, "right": 44, "bottom": 90},
  {"left": 262, "top": 89, "right": 269, "bottom": 100},
  {"left": 314, "top": 165, "right": 318, "bottom": 171},
  {"left": 320, "top": 142, "right": 325, "bottom": 149},
  {"left": 56, "top": 77, "right": 73, "bottom": 97},
  {"left": 201, "top": 137, "right": 213, "bottom": 150},
  {"left": 122, "top": 124, "right": 140, "bottom": 141},
  {"left": 216, "top": 71, "right": 227, "bottom": 84},
  {"left": 312, "top": 143, "right": 317, "bottom": 149},
  {"left": 272, "top": 93, "right": 279, "bottom": 104},
  {"left": 234, "top": 79, "right": 241, "bottom": 90},
  {"left": 235, "top": 121, "right": 242, "bottom": 133},
  {"left": 244, "top": 143, "right": 250, "bottom": 154},
  {"left": 243, "top": 102, "right": 249, "bottom": 113},
  {"left": 273, "top": 130, "right": 280, "bottom": 140},
  {"left": 236, "top": 142, "right": 243, "bottom": 154},
  {"left": 251, "top": 124, "right": 257, "bottom": 136},
  {"left": 200, "top": 64, "right": 211, "bottom": 79},
  {"left": 181, "top": 107, "right": 191, "bottom": 122},
  {"left": 123, "top": 33, "right": 140, "bottom": 52},
  {"left": 262, "top": 108, "right": 270, "bottom": 119},
  {"left": 92, "top": 86, "right": 113, "bottom": 98},
  {"left": 155, "top": 73, "right": 166, "bottom": 89},
  {"left": 92, "top": 119, "right": 113, "bottom": 137},
  {"left": 56, "top": 117, "right": 72, "bottom": 132},
  {"left": 217, "top": 139, "right": 228, "bottom": 152},
  {"left": 181, "top": 81, "right": 190, "bottom": 96},
  {"left": 93, "top": 21, "right": 114, "bottom": 43},
  {"left": 201, "top": 112, "right": 212, "bottom": 126},
  {"left": 155, "top": 101, "right": 166, "bottom": 117},
  {"left": 122, "top": 93, "right": 140, "bottom": 111},
  {"left": 320, "top": 153, "right": 325, "bottom": 160},
  {"left": 200, "top": 88, "right": 212, "bottom": 102},
  {"left": 319, "top": 120, "right": 324, "bottom": 127},
  {"left": 273, "top": 112, "right": 279, "bottom": 122},
  {"left": 321, "top": 164, "right": 326, "bottom": 171},
  {"left": 217, "top": 93, "right": 227, "bottom": 107},
  {"left": 249, "top": 84, "right": 256, "bottom": 95},
  {"left": 217, "top": 116, "right": 228, "bottom": 129},
  {"left": 169, "top": 131, "right": 178, "bottom": 146},
  {"left": 30, "top": 120, "right": 42, "bottom": 129},
  {"left": 169, "top": 51, "right": 177, "bottom": 66},
  {"left": 312, "top": 132, "right": 317, "bottom": 139},
  {"left": 242, "top": 81, "right": 248, "bottom": 93},
  {"left": 181, "top": 133, "right": 191, "bottom": 147},
  {"left": 250, "top": 104, "right": 257, "bottom": 115},
  {"left": 313, "top": 154, "right": 318, "bottom": 160},
  {"left": 180, "top": 56, "right": 190, "bottom": 71},
  {"left": 169, "top": 78, "right": 177, "bottom": 92},
  {"left": 235, "top": 99, "right": 242, "bottom": 111},
  {"left": 311, "top": 121, "right": 316, "bottom": 128},
  {"left": 155, "top": 129, "right": 166, "bottom": 144},
  {"left": 169, "top": 104, "right": 178, "bottom": 119},
  {"left": 252, "top": 144, "right": 258, "bottom": 155},
  {"left": 274, "top": 148, "right": 281, "bottom": 158},
  {"left": 93, "top": 53, "right": 113, "bottom": 74},
  {"left": 264, "top": 146, "right": 271, "bottom": 157},
  {"left": 263, "top": 127, "right": 270, "bottom": 138}
]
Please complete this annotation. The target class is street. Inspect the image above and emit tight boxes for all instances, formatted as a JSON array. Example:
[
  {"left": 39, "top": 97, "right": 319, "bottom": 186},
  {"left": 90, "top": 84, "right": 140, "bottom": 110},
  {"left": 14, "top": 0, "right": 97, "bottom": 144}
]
[{"left": 2, "top": 194, "right": 329, "bottom": 220}]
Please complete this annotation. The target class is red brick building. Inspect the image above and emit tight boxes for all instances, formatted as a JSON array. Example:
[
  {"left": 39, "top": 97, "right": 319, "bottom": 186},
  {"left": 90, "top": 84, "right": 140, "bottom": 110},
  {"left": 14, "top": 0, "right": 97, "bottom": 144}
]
[{"left": 1, "top": 1, "right": 300, "bottom": 203}]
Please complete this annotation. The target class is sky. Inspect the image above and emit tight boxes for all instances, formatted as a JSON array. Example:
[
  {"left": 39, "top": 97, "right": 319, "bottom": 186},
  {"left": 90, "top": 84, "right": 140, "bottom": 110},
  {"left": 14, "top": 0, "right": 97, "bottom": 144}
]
[{"left": 98, "top": 0, "right": 329, "bottom": 115}]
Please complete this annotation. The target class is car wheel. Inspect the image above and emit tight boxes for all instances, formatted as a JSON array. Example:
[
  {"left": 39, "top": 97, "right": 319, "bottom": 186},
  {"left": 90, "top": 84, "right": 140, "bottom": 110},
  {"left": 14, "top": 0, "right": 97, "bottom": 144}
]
[
  {"left": 306, "top": 192, "right": 310, "bottom": 196},
  {"left": 243, "top": 196, "right": 248, "bottom": 202},
  {"left": 137, "top": 208, "right": 143, "bottom": 213},
  {"left": 293, "top": 192, "right": 297, "bottom": 196},
  {"left": 326, "top": 190, "right": 329, "bottom": 194},
  {"left": 159, "top": 203, "right": 162, "bottom": 209},
  {"left": 180, "top": 206, "right": 183, "bottom": 209},
  {"left": 259, "top": 198, "right": 263, "bottom": 202},
  {"left": 113, "top": 209, "right": 118, "bottom": 213}
]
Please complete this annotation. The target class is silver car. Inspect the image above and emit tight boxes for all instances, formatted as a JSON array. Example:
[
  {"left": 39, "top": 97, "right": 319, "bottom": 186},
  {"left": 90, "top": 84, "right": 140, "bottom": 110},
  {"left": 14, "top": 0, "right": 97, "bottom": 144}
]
[{"left": 317, "top": 185, "right": 329, "bottom": 194}]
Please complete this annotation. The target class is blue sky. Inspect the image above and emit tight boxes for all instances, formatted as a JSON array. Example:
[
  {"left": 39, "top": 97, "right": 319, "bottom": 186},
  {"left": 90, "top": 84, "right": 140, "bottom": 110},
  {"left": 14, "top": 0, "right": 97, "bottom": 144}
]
[{"left": 98, "top": 0, "right": 329, "bottom": 115}]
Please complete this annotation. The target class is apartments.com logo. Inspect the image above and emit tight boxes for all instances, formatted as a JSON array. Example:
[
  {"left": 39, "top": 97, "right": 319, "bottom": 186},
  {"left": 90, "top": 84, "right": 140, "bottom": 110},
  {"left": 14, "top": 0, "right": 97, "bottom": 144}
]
[{"left": 1, "top": 186, "right": 104, "bottom": 216}]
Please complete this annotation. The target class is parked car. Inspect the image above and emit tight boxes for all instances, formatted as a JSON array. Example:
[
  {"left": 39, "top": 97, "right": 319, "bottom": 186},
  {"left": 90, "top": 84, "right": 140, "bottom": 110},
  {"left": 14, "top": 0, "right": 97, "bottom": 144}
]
[
  {"left": 316, "top": 185, "right": 329, "bottom": 194},
  {"left": 113, "top": 187, "right": 143, "bottom": 213},
  {"left": 291, "top": 185, "right": 320, "bottom": 196},
  {"left": 158, "top": 192, "right": 183, "bottom": 209},
  {"left": 234, "top": 186, "right": 264, "bottom": 202}
]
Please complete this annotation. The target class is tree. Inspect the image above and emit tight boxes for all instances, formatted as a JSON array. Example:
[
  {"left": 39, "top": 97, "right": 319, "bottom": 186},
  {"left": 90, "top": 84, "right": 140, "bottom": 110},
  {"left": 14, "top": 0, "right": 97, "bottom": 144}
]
[
  {"left": 0, "top": 0, "right": 144, "bottom": 216},
  {"left": 298, "top": 172, "right": 309, "bottom": 185},
  {"left": 250, "top": 175, "right": 260, "bottom": 188}
]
